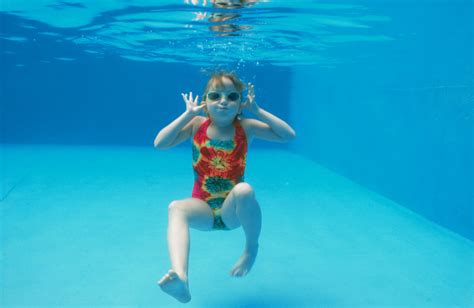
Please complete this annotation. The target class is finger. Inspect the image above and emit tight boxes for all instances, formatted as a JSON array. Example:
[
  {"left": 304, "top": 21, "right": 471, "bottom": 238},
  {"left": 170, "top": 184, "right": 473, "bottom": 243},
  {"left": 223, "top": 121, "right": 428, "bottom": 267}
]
[
  {"left": 189, "top": 92, "right": 193, "bottom": 102},
  {"left": 194, "top": 95, "right": 199, "bottom": 105}
]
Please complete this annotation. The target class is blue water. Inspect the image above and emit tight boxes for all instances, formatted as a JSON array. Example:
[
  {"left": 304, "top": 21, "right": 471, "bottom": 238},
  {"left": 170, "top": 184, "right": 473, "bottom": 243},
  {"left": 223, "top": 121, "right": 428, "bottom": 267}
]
[{"left": 1, "top": 1, "right": 473, "bottom": 307}]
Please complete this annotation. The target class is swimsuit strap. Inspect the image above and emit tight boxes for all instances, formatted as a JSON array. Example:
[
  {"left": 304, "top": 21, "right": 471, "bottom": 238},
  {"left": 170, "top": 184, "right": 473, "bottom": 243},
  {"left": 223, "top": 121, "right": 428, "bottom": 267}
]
[{"left": 196, "top": 117, "right": 245, "bottom": 144}]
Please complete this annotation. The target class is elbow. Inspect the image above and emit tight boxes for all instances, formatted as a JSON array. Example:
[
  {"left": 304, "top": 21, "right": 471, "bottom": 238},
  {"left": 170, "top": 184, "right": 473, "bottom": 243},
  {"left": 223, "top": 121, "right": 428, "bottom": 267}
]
[
  {"left": 289, "top": 129, "right": 296, "bottom": 140},
  {"left": 282, "top": 129, "right": 296, "bottom": 142},
  {"left": 153, "top": 134, "right": 167, "bottom": 149},
  {"left": 154, "top": 143, "right": 170, "bottom": 150},
  {"left": 153, "top": 140, "right": 168, "bottom": 150}
]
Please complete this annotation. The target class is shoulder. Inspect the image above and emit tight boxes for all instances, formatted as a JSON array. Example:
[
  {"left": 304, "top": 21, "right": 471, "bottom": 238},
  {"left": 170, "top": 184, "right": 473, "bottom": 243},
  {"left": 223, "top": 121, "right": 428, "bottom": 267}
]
[
  {"left": 191, "top": 116, "right": 208, "bottom": 137},
  {"left": 239, "top": 117, "right": 291, "bottom": 143},
  {"left": 238, "top": 117, "right": 256, "bottom": 142},
  {"left": 194, "top": 115, "right": 207, "bottom": 125},
  {"left": 239, "top": 117, "right": 262, "bottom": 133}
]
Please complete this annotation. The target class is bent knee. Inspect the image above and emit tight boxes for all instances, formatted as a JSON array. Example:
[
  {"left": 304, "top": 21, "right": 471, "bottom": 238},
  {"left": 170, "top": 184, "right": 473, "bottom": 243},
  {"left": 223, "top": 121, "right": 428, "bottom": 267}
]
[
  {"left": 168, "top": 200, "right": 185, "bottom": 212},
  {"left": 233, "top": 182, "right": 255, "bottom": 200}
]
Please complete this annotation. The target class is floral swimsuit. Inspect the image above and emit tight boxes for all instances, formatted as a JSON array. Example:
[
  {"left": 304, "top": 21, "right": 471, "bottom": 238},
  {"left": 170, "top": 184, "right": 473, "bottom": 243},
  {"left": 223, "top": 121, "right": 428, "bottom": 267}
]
[{"left": 191, "top": 118, "right": 248, "bottom": 230}]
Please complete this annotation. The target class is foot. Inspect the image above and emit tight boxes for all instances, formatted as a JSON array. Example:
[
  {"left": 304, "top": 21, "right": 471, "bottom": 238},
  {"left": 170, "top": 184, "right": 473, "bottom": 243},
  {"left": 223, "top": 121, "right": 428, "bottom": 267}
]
[
  {"left": 157, "top": 269, "right": 191, "bottom": 303},
  {"left": 230, "top": 244, "right": 259, "bottom": 277}
]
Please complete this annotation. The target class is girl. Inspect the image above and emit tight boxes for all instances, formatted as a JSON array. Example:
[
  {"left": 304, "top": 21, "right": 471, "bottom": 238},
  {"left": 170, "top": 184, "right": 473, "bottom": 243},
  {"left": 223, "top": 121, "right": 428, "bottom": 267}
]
[
  {"left": 186, "top": 0, "right": 259, "bottom": 9},
  {"left": 154, "top": 71, "right": 296, "bottom": 303}
]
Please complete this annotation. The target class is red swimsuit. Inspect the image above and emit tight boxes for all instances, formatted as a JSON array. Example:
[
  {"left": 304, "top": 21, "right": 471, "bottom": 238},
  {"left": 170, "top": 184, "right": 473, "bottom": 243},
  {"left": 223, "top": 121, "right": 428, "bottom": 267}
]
[{"left": 192, "top": 118, "right": 248, "bottom": 230}]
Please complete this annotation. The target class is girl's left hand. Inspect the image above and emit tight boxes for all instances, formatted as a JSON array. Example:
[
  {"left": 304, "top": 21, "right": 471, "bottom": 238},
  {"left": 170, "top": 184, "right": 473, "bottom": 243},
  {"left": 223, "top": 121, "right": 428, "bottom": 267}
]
[
  {"left": 193, "top": 12, "right": 207, "bottom": 21},
  {"left": 241, "top": 82, "right": 260, "bottom": 114}
]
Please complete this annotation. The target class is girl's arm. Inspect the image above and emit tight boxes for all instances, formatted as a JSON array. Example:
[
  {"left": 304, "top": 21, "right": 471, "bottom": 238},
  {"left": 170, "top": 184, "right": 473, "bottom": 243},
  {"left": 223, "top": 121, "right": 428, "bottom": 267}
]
[
  {"left": 241, "top": 83, "right": 296, "bottom": 142},
  {"left": 154, "top": 92, "right": 205, "bottom": 149},
  {"left": 252, "top": 107, "right": 296, "bottom": 141},
  {"left": 153, "top": 111, "right": 195, "bottom": 149}
]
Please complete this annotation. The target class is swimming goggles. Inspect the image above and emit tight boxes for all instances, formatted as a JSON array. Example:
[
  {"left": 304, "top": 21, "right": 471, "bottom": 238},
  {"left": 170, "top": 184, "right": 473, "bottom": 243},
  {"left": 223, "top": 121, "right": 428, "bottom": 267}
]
[{"left": 207, "top": 91, "right": 241, "bottom": 102}]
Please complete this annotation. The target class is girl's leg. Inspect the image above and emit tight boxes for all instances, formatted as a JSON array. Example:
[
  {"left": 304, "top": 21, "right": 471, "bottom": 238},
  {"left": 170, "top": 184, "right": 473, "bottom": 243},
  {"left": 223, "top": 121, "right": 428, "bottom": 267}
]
[
  {"left": 220, "top": 182, "right": 262, "bottom": 277},
  {"left": 158, "top": 197, "right": 214, "bottom": 303}
]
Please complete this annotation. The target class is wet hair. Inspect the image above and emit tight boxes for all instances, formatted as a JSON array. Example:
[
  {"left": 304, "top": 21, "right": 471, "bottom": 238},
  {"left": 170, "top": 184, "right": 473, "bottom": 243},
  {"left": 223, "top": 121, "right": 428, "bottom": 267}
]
[{"left": 202, "top": 71, "right": 246, "bottom": 119}]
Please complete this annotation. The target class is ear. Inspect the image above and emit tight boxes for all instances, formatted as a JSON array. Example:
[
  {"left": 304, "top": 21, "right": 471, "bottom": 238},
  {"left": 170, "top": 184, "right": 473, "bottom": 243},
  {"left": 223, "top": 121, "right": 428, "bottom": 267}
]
[{"left": 239, "top": 100, "right": 246, "bottom": 110}]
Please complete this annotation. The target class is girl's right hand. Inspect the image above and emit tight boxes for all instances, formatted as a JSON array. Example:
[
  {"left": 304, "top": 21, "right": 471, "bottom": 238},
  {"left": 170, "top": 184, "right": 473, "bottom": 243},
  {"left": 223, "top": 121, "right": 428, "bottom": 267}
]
[
  {"left": 184, "top": 0, "right": 208, "bottom": 6},
  {"left": 182, "top": 92, "right": 206, "bottom": 117}
]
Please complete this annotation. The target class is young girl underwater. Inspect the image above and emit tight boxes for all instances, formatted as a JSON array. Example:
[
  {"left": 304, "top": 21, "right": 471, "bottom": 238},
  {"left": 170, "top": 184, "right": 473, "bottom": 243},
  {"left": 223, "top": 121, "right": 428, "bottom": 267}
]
[{"left": 153, "top": 71, "right": 296, "bottom": 303}]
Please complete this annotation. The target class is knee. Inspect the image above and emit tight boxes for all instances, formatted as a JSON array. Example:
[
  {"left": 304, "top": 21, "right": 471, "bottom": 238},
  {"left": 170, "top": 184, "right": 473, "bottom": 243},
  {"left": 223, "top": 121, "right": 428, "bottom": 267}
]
[
  {"left": 168, "top": 200, "right": 185, "bottom": 213},
  {"left": 233, "top": 182, "right": 256, "bottom": 201}
]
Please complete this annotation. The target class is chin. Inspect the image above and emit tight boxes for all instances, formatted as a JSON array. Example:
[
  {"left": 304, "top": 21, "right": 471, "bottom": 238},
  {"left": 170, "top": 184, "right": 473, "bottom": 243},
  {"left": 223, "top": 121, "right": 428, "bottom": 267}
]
[{"left": 210, "top": 115, "right": 237, "bottom": 124}]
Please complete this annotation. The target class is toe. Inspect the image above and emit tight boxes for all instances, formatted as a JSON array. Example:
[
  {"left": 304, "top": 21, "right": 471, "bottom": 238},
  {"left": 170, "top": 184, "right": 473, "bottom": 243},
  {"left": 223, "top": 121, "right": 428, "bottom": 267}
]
[
  {"left": 158, "top": 270, "right": 176, "bottom": 285},
  {"left": 158, "top": 277, "right": 168, "bottom": 285}
]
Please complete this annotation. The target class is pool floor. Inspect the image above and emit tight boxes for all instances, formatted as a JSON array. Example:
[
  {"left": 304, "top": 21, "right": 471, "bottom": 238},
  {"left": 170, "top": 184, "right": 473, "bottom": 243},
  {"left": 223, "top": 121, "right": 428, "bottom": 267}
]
[{"left": 1, "top": 144, "right": 473, "bottom": 307}]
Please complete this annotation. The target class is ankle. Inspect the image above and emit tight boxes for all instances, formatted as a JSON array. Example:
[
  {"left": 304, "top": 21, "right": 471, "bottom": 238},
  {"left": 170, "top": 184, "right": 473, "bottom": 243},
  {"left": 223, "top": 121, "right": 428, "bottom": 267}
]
[
  {"left": 174, "top": 270, "right": 188, "bottom": 282},
  {"left": 245, "top": 242, "right": 259, "bottom": 252}
]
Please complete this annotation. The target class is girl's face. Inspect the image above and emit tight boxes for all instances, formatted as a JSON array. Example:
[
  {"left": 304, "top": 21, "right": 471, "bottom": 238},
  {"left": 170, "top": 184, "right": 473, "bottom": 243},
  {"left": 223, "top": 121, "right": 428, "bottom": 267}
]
[
  {"left": 212, "top": 0, "right": 244, "bottom": 9},
  {"left": 205, "top": 77, "right": 242, "bottom": 124}
]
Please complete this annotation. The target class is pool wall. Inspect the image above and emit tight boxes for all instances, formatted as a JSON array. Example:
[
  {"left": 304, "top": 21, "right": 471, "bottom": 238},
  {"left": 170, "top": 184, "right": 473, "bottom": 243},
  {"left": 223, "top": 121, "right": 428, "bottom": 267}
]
[{"left": 289, "top": 65, "right": 472, "bottom": 241}]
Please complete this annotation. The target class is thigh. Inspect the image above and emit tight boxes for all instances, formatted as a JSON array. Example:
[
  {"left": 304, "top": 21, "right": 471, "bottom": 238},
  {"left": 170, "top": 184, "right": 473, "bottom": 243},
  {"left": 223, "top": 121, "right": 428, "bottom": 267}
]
[
  {"left": 171, "top": 197, "right": 214, "bottom": 231},
  {"left": 221, "top": 182, "right": 258, "bottom": 230},
  {"left": 220, "top": 189, "right": 242, "bottom": 230}
]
